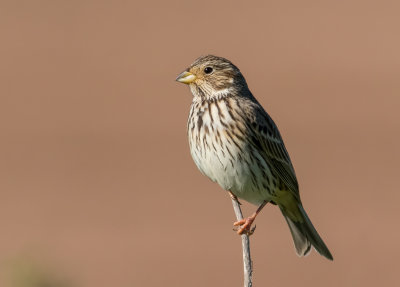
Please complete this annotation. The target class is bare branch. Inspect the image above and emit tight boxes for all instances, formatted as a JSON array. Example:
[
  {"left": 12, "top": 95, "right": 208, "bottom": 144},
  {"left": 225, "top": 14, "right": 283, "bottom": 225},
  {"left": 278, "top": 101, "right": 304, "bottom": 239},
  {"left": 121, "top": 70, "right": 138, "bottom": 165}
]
[{"left": 231, "top": 197, "right": 253, "bottom": 287}]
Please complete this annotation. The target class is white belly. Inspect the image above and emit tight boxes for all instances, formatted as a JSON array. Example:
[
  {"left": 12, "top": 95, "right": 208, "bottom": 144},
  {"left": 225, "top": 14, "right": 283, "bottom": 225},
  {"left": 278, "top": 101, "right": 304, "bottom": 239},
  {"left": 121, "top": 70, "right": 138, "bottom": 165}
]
[{"left": 188, "top": 101, "right": 275, "bottom": 205}]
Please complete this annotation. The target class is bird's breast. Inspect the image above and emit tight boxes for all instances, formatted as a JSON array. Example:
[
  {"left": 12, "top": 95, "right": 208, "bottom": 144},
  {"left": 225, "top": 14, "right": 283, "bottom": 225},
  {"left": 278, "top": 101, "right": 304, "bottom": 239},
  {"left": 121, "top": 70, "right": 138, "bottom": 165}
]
[{"left": 187, "top": 98, "right": 275, "bottom": 205}]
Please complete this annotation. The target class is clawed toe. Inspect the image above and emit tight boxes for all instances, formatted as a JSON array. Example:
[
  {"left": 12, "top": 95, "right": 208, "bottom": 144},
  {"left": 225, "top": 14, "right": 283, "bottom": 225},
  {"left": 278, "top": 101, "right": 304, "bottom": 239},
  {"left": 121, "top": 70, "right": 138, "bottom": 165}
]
[
  {"left": 230, "top": 201, "right": 267, "bottom": 236},
  {"left": 233, "top": 225, "right": 256, "bottom": 235},
  {"left": 233, "top": 217, "right": 256, "bottom": 235},
  {"left": 233, "top": 219, "right": 247, "bottom": 226}
]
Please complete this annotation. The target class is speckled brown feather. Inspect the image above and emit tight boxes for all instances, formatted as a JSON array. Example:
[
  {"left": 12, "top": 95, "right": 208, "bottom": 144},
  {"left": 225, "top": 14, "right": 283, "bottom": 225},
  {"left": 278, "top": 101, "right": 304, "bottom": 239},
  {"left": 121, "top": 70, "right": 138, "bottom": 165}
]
[{"left": 179, "top": 55, "right": 333, "bottom": 260}]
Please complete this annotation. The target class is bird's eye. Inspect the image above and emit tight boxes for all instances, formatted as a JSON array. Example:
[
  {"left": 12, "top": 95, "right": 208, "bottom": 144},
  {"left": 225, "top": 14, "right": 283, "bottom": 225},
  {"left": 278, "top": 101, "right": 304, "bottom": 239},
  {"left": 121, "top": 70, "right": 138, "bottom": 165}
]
[{"left": 204, "top": 67, "right": 213, "bottom": 74}]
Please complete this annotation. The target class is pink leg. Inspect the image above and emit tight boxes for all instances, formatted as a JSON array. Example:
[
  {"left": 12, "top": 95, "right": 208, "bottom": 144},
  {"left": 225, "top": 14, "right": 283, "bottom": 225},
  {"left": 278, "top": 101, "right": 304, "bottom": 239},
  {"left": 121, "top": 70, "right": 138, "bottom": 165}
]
[{"left": 233, "top": 201, "right": 268, "bottom": 235}]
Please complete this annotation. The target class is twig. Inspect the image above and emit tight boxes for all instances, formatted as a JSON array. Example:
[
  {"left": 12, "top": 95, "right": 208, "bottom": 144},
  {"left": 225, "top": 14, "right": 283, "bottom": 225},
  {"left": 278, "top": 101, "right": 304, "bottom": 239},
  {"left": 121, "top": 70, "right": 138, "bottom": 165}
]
[{"left": 231, "top": 197, "right": 253, "bottom": 287}]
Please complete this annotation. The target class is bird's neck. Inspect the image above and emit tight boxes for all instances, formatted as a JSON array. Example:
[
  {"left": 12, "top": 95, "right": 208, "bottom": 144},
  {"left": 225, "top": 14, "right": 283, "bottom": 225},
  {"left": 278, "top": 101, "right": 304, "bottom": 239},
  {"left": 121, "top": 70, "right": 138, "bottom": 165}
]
[{"left": 190, "top": 84, "right": 251, "bottom": 103}]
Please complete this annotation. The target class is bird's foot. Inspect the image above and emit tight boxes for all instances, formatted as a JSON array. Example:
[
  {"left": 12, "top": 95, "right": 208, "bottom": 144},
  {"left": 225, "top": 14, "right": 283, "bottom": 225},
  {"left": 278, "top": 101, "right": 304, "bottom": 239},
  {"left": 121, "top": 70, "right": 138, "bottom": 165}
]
[{"left": 233, "top": 217, "right": 257, "bottom": 235}]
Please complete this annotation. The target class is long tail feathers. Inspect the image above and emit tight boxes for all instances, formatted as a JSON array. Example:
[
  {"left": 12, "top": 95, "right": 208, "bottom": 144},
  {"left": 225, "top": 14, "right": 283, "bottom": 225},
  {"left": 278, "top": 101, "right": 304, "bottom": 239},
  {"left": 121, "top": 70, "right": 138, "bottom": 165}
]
[{"left": 280, "top": 204, "right": 333, "bottom": 261}]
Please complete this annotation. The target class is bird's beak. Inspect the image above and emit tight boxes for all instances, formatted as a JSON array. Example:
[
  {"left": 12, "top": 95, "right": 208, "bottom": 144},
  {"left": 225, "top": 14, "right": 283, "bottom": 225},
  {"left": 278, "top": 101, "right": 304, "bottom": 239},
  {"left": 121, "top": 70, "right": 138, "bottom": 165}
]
[{"left": 176, "top": 71, "right": 196, "bottom": 84}]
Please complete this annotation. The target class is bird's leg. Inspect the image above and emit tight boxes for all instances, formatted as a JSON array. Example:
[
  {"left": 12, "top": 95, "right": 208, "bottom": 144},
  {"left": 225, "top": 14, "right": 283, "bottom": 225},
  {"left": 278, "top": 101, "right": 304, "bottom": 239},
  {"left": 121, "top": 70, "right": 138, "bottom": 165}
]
[
  {"left": 233, "top": 201, "right": 268, "bottom": 235},
  {"left": 228, "top": 191, "right": 242, "bottom": 205}
]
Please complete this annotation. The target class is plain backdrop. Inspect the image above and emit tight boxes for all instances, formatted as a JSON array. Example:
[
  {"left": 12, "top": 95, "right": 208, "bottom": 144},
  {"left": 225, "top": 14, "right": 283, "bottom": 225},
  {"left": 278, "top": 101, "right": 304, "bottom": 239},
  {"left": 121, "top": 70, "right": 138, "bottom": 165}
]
[{"left": 1, "top": 1, "right": 399, "bottom": 286}]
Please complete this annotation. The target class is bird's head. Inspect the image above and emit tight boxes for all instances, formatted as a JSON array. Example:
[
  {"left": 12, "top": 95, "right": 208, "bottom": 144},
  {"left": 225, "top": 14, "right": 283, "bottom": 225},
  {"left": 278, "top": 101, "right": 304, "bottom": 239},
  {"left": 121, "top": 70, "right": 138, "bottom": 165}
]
[{"left": 176, "top": 55, "right": 248, "bottom": 100}]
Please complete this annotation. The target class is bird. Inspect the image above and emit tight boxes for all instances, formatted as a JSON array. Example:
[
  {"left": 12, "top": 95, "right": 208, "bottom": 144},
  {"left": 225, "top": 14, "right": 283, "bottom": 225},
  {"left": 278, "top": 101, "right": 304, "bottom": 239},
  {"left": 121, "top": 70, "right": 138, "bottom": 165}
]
[{"left": 176, "top": 55, "right": 333, "bottom": 260}]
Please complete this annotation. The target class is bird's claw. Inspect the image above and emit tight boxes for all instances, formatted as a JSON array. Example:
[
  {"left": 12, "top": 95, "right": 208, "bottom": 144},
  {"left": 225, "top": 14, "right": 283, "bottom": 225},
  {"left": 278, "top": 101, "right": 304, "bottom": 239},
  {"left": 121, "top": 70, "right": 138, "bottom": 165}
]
[
  {"left": 233, "top": 217, "right": 256, "bottom": 236},
  {"left": 233, "top": 225, "right": 256, "bottom": 236}
]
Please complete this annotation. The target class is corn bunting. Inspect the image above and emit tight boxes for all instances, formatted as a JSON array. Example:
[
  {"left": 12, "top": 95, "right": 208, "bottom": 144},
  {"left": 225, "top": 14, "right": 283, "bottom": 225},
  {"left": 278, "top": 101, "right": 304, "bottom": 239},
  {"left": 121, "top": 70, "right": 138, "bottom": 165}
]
[{"left": 176, "top": 55, "right": 333, "bottom": 260}]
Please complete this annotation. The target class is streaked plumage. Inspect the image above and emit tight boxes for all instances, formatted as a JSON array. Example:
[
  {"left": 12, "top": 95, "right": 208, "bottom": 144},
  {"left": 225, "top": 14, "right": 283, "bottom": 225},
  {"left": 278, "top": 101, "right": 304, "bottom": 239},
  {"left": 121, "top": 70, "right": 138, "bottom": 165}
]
[{"left": 176, "top": 55, "right": 333, "bottom": 260}]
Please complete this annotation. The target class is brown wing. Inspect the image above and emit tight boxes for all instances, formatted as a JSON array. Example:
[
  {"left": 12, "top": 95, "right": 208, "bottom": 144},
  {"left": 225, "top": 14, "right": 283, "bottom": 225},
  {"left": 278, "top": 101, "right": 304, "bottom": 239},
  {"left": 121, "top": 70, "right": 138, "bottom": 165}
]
[{"left": 247, "top": 102, "right": 300, "bottom": 199}]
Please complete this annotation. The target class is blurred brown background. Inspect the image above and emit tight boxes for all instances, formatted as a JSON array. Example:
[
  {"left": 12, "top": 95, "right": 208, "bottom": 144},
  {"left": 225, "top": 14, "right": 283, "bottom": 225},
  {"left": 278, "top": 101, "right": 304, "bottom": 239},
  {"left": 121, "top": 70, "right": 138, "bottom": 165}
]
[{"left": 1, "top": 0, "right": 399, "bottom": 286}]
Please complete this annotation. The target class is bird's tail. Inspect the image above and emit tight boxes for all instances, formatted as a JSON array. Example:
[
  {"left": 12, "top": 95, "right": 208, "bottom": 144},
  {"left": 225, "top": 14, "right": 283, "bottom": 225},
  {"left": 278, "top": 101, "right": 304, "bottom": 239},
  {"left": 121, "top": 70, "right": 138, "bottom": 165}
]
[{"left": 280, "top": 202, "right": 333, "bottom": 260}]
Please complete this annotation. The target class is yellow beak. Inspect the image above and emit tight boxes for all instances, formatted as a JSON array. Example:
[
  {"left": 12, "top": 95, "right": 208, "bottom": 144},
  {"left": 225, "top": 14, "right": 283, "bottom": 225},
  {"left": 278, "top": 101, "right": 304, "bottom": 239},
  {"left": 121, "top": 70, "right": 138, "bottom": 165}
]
[{"left": 176, "top": 71, "right": 196, "bottom": 84}]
